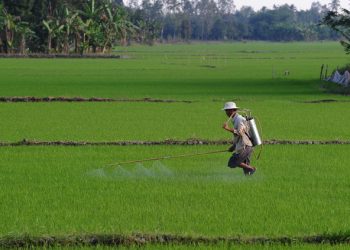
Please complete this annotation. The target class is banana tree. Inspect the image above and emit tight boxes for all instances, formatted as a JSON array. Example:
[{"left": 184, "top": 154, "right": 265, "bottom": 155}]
[
  {"left": 0, "top": 4, "right": 5, "bottom": 52},
  {"left": 100, "top": 3, "right": 115, "bottom": 52},
  {"left": 3, "top": 9, "right": 18, "bottom": 53},
  {"left": 61, "top": 7, "right": 80, "bottom": 54},
  {"left": 16, "top": 21, "right": 35, "bottom": 54},
  {"left": 86, "top": 21, "right": 105, "bottom": 52},
  {"left": 0, "top": 4, "right": 3, "bottom": 25},
  {"left": 43, "top": 19, "right": 64, "bottom": 53},
  {"left": 112, "top": 6, "right": 138, "bottom": 46},
  {"left": 80, "top": 0, "right": 104, "bottom": 22},
  {"left": 71, "top": 15, "right": 85, "bottom": 54},
  {"left": 79, "top": 0, "right": 104, "bottom": 52}
]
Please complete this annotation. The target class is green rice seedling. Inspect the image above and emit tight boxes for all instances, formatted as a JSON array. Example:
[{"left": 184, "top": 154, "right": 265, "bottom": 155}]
[
  {"left": 0, "top": 145, "right": 349, "bottom": 237},
  {"left": 0, "top": 100, "right": 349, "bottom": 142},
  {"left": 0, "top": 42, "right": 347, "bottom": 99},
  {"left": 0, "top": 42, "right": 349, "bottom": 248}
]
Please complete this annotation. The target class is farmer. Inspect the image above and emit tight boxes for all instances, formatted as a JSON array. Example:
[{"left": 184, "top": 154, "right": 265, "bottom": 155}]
[{"left": 222, "top": 102, "right": 256, "bottom": 175}]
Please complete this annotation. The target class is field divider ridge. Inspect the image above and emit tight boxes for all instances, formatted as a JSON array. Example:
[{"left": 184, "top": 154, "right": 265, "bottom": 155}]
[
  {"left": 0, "top": 54, "right": 122, "bottom": 59},
  {"left": 0, "top": 97, "right": 194, "bottom": 103},
  {"left": 0, "top": 139, "right": 349, "bottom": 146},
  {"left": 0, "top": 232, "right": 349, "bottom": 248}
]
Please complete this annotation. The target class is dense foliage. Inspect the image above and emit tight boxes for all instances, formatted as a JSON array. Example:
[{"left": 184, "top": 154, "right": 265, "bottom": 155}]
[
  {"left": 323, "top": 8, "right": 350, "bottom": 53},
  {"left": 0, "top": 0, "right": 340, "bottom": 54},
  {"left": 0, "top": 0, "right": 135, "bottom": 54}
]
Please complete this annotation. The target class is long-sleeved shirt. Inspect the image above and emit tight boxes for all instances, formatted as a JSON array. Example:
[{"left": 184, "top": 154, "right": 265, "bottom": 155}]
[{"left": 231, "top": 113, "right": 253, "bottom": 152}]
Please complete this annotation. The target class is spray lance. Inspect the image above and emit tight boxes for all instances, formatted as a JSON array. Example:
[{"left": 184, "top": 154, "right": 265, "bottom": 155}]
[
  {"left": 105, "top": 109, "right": 263, "bottom": 168},
  {"left": 104, "top": 114, "right": 231, "bottom": 167},
  {"left": 105, "top": 149, "right": 229, "bottom": 167}
]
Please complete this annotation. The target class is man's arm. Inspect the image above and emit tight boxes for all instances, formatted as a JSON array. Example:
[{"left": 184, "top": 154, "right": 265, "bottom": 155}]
[
  {"left": 222, "top": 123, "right": 238, "bottom": 134},
  {"left": 223, "top": 123, "right": 238, "bottom": 152}
]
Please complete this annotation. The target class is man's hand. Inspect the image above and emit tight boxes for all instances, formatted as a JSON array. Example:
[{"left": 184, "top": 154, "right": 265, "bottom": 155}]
[
  {"left": 222, "top": 123, "right": 230, "bottom": 130},
  {"left": 228, "top": 145, "right": 235, "bottom": 152},
  {"left": 223, "top": 123, "right": 237, "bottom": 134}
]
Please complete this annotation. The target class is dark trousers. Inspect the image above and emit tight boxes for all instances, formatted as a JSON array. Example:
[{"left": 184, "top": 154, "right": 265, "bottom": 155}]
[{"left": 228, "top": 146, "right": 253, "bottom": 168}]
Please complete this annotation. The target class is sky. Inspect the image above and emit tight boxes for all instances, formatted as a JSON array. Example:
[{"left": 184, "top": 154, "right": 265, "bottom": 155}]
[{"left": 234, "top": 0, "right": 349, "bottom": 11}]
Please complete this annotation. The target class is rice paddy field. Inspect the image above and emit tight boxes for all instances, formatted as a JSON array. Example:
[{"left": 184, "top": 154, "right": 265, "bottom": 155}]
[{"left": 0, "top": 41, "right": 349, "bottom": 249}]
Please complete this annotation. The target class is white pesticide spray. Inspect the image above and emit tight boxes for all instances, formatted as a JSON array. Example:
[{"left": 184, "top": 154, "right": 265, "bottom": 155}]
[
  {"left": 112, "top": 165, "right": 132, "bottom": 178},
  {"left": 134, "top": 163, "right": 154, "bottom": 177},
  {"left": 87, "top": 160, "right": 175, "bottom": 180},
  {"left": 150, "top": 161, "right": 173, "bottom": 176}
]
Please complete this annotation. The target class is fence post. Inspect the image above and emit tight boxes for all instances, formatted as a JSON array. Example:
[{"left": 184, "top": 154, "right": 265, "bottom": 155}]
[{"left": 320, "top": 64, "right": 324, "bottom": 80}]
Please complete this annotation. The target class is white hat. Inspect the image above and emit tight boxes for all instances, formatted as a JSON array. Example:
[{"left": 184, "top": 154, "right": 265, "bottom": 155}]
[{"left": 222, "top": 101, "right": 239, "bottom": 110}]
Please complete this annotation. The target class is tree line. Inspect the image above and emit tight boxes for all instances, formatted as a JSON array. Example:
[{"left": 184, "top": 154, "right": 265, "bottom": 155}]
[
  {"left": 0, "top": 0, "right": 343, "bottom": 54},
  {"left": 156, "top": 1, "right": 340, "bottom": 41},
  {"left": 0, "top": 0, "right": 137, "bottom": 54}
]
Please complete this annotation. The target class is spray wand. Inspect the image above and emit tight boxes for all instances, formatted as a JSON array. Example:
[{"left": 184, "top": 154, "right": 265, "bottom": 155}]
[{"left": 105, "top": 149, "right": 228, "bottom": 167}]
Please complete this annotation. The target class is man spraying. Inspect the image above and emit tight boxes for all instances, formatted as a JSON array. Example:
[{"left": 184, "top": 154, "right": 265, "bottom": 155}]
[{"left": 222, "top": 102, "right": 256, "bottom": 176}]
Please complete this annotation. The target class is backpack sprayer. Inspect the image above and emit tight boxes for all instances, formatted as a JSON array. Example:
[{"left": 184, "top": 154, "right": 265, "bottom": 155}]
[
  {"left": 238, "top": 108, "right": 263, "bottom": 159},
  {"left": 240, "top": 109, "right": 263, "bottom": 147}
]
